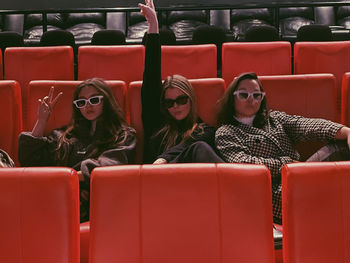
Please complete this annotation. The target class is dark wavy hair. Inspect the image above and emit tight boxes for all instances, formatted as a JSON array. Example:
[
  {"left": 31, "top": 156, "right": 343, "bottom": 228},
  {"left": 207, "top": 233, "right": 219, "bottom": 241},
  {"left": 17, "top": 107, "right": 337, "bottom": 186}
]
[
  {"left": 216, "top": 72, "right": 269, "bottom": 127},
  {"left": 55, "top": 78, "right": 134, "bottom": 164},
  {"left": 155, "top": 74, "right": 203, "bottom": 150}
]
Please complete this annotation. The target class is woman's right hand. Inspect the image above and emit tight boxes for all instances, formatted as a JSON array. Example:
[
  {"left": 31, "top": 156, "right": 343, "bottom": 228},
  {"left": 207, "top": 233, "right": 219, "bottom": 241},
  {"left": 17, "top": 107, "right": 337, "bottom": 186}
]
[
  {"left": 138, "top": 0, "right": 158, "bottom": 33},
  {"left": 153, "top": 158, "right": 167, "bottom": 164},
  {"left": 37, "top": 86, "right": 62, "bottom": 122}
]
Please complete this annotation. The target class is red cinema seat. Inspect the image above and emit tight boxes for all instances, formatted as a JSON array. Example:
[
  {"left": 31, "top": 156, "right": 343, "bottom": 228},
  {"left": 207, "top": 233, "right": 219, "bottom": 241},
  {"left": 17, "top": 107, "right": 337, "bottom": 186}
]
[
  {"left": 0, "top": 80, "right": 22, "bottom": 164},
  {"left": 78, "top": 45, "right": 145, "bottom": 85},
  {"left": 222, "top": 41, "right": 291, "bottom": 86},
  {"left": 341, "top": 72, "right": 350, "bottom": 126},
  {"left": 0, "top": 167, "right": 79, "bottom": 263},
  {"left": 4, "top": 46, "right": 74, "bottom": 119},
  {"left": 128, "top": 78, "right": 225, "bottom": 163},
  {"left": 24, "top": 80, "right": 126, "bottom": 133},
  {"left": 161, "top": 44, "right": 217, "bottom": 79},
  {"left": 282, "top": 162, "right": 350, "bottom": 263},
  {"left": 90, "top": 163, "right": 275, "bottom": 263},
  {"left": 259, "top": 74, "right": 338, "bottom": 160},
  {"left": 294, "top": 41, "right": 350, "bottom": 113},
  {"left": 0, "top": 50, "right": 3, "bottom": 79}
]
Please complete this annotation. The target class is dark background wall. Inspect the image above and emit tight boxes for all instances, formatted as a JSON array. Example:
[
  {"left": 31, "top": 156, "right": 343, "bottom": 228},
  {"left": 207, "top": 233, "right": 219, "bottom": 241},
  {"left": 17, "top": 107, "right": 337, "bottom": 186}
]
[{"left": 0, "top": 0, "right": 345, "bottom": 11}]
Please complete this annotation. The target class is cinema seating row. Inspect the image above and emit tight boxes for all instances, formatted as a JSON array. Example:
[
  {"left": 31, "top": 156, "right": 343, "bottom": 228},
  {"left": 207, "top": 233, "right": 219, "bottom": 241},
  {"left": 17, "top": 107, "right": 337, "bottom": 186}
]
[
  {"left": 1, "top": 162, "right": 350, "bottom": 263},
  {"left": 2, "top": 73, "right": 348, "bottom": 166}
]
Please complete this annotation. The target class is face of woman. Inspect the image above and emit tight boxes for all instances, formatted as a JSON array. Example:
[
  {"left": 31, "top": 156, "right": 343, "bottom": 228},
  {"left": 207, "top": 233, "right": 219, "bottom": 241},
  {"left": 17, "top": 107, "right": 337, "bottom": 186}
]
[
  {"left": 234, "top": 79, "right": 263, "bottom": 118},
  {"left": 164, "top": 87, "right": 191, "bottom": 121},
  {"left": 77, "top": 85, "right": 104, "bottom": 122}
]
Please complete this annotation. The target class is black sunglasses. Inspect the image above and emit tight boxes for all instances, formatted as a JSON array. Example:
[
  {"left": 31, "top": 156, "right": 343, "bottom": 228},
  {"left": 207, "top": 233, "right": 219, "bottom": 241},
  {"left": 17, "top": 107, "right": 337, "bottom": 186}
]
[{"left": 163, "top": 95, "right": 189, "bottom": 109}]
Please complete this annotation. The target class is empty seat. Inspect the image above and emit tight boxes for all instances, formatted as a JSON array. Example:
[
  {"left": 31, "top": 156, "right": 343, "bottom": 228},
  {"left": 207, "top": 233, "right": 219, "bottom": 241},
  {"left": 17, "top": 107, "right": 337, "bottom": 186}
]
[
  {"left": 282, "top": 162, "right": 350, "bottom": 263},
  {"left": 222, "top": 42, "right": 291, "bottom": 86},
  {"left": 259, "top": 73, "right": 338, "bottom": 160},
  {"left": 341, "top": 72, "right": 350, "bottom": 126},
  {"left": 0, "top": 49, "right": 2, "bottom": 79},
  {"left": 294, "top": 41, "right": 350, "bottom": 113},
  {"left": 0, "top": 80, "right": 22, "bottom": 164},
  {"left": 128, "top": 78, "right": 225, "bottom": 163},
  {"left": 0, "top": 167, "right": 79, "bottom": 263},
  {"left": 24, "top": 80, "right": 126, "bottom": 132},
  {"left": 78, "top": 45, "right": 145, "bottom": 85},
  {"left": 4, "top": 46, "right": 74, "bottom": 121},
  {"left": 161, "top": 44, "right": 217, "bottom": 79},
  {"left": 90, "top": 163, "right": 275, "bottom": 263}
]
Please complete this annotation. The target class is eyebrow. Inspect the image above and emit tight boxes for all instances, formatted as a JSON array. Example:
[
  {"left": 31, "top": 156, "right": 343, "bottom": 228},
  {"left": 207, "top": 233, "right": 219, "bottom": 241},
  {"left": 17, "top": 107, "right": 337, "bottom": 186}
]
[{"left": 78, "top": 93, "right": 100, "bottom": 99}]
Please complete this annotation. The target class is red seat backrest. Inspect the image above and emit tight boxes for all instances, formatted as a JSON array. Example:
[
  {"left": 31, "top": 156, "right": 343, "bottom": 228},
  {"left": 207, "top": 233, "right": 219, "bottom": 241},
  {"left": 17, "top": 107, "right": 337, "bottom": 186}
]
[
  {"left": 4, "top": 46, "right": 74, "bottom": 120},
  {"left": 0, "top": 80, "right": 22, "bottom": 164},
  {"left": 127, "top": 78, "right": 225, "bottom": 163},
  {"left": 90, "top": 163, "right": 275, "bottom": 263},
  {"left": 25, "top": 80, "right": 126, "bottom": 134},
  {"left": 0, "top": 50, "right": 3, "bottom": 80},
  {"left": 259, "top": 73, "right": 338, "bottom": 160},
  {"left": 161, "top": 44, "right": 217, "bottom": 79},
  {"left": 222, "top": 41, "right": 291, "bottom": 86},
  {"left": 0, "top": 167, "right": 79, "bottom": 263},
  {"left": 78, "top": 45, "right": 145, "bottom": 85},
  {"left": 294, "top": 41, "right": 350, "bottom": 113},
  {"left": 282, "top": 162, "right": 350, "bottom": 263},
  {"left": 341, "top": 72, "right": 350, "bottom": 126}
]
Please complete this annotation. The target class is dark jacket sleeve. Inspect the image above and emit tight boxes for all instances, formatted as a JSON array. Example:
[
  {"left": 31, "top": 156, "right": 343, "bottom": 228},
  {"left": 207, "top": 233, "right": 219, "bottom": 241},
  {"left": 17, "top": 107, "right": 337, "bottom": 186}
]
[
  {"left": 18, "top": 131, "right": 59, "bottom": 167},
  {"left": 78, "top": 131, "right": 137, "bottom": 178},
  {"left": 158, "top": 124, "right": 216, "bottom": 162},
  {"left": 141, "top": 33, "right": 163, "bottom": 139}
]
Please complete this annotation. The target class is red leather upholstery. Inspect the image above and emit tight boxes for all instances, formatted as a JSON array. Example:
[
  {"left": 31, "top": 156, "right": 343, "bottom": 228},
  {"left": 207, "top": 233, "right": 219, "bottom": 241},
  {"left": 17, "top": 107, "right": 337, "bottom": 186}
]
[
  {"left": 4, "top": 46, "right": 74, "bottom": 120},
  {"left": 294, "top": 41, "right": 350, "bottom": 113},
  {"left": 0, "top": 80, "right": 22, "bottom": 164},
  {"left": 80, "top": 222, "right": 90, "bottom": 263},
  {"left": 25, "top": 80, "right": 126, "bottom": 133},
  {"left": 259, "top": 73, "right": 338, "bottom": 160},
  {"left": 128, "top": 78, "right": 225, "bottom": 163},
  {"left": 78, "top": 45, "right": 145, "bottom": 85},
  {"left": 282, "top": 162, "right": 350, "bottom": 263},
  {"left": 90, "top": 163, "right": 275, "bottom": 263},
  {"left": 0, "top": 167, "right": 79, "bottom": 263},
  {"left": 0, "top": 50, "right": 3, "bottom": 80},
  {"left": 161, "top": 44, "right": 217, "bottom": 79},
  {"left": 222, "top": 41, "right": 291, "bottom": 86},
  {"left": 341, "top": 72, "right": 350, "bottom": 126}
]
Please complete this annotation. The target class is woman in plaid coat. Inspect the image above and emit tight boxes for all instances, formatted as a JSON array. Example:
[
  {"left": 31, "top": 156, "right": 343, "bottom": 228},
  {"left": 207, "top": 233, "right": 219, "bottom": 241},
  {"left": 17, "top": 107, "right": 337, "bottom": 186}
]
[{"left": 215, "top": 72, "right": 350, "bottom": 223}]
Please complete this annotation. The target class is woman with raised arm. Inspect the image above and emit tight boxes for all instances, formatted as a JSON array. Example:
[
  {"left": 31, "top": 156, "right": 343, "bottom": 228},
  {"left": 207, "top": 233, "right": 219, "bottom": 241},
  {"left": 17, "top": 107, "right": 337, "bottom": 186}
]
[
  {"left": 139, "top": 0, "right": 223, "bottom": 164},
  {"left": 215, "top": 72, "right": 350, "bottom": 223},
  {"left": 18, "top": 78, "right": 136, "bottom": 222}
]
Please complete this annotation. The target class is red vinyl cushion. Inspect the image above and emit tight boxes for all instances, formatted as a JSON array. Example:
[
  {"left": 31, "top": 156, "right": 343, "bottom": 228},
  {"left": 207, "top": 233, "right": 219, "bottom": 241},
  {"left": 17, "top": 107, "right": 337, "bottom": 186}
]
[
  {"left": 0, "top": 167, "right": 80, "bottom": 263},
  {"left": 222, "top": 41, "right": 291, "bottom": 86},
  {"left": 341, "top": 72, "right": 350, "bottom": 126},
  {"left": 161, "top": 44, "right": 217, "bottom": 79},
  {"left": 4, "top": 46, "right": 74, "bottom": 120},
  {"left": 259, "top": 73, "right": 338, "bottom": 160},
  {"left": 294, "top": 41, "right": 350, "bottom": 113},
  {"left": 0, "top": 80, "right": 22, "bottom": 164},
  {"left": 282, "top": 162, "right": 350, "bottom": 263},
  {"left": 90, "top": 163, "right": 275, "bottom": 263},
  {"left": 127, "top": 78, "right": 225, "bottom": 163},
  {"left": 78, "top": 45, "right": 145, "bottom": 85},
  {"left": 80, "top": 222, "right": 90, "bottom": 263},
  {"left": 0, "top": 50, "right": 3, "bottom": 79},
  {"left": 25, "top": 80, "right": 126, "bottom": 133}
]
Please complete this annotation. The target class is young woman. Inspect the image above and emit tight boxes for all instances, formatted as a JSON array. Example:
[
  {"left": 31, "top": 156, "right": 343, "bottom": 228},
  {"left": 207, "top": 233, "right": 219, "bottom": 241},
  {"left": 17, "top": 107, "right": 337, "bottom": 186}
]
[
  {"left": 18, "top": 78, "right": 136, "bottom": 222},
  {"left": 139, "top": 0, "right": 222, "bottom": 164},
  {"left": 215, "top": 72, "right": 350, "bottom": 223}
]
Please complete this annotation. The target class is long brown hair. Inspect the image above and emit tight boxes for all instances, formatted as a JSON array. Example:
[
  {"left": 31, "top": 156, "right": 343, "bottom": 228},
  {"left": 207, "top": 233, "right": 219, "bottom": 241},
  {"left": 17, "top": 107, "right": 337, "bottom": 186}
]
[
  {"left": 55, "top": 78, "right": 134, "bottom": 164},
  {"left": 216, "top": 72, "right": 269, "bottom": 128},
  {"left": 156, "top": 74, "right": 202, "bottom": 150}
]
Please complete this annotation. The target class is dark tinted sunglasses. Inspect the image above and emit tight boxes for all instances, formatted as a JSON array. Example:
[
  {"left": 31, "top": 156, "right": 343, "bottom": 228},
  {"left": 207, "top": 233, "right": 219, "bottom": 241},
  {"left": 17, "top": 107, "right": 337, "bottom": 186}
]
[
  {"left": 73, "top": 95, "right": 104, "bottom": 109},
  {"left": 163, "top": 95, "right": 189, "bottom": 109}
]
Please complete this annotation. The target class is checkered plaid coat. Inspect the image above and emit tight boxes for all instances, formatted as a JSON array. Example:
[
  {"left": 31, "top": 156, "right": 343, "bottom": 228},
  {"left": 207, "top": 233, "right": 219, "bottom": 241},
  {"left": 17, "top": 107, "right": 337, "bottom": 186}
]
[{"left": 215, "top": 110, "right": 343, "bottom": 223}]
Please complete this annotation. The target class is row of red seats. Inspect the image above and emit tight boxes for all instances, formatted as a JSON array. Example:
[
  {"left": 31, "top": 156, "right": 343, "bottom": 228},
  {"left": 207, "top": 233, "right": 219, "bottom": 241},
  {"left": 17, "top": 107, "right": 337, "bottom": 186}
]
[
  {"left": 1, "top": 73, "right": 347, "bottom": 165},
  {"left": 1, "top": 41, "right": 350, "bottom": 109},
  {"left": 1, "top": 162, "right": 350, "bottom": 263}
]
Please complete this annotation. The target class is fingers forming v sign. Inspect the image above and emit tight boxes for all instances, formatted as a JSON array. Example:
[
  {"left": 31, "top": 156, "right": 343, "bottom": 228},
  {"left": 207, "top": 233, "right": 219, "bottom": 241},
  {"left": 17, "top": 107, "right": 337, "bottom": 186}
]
[
  {"left": 138, "top": 0, "right": 158, "bottom": 33},
  {"left": 38, "top": 86, "right": 63, "bottom": 121}
]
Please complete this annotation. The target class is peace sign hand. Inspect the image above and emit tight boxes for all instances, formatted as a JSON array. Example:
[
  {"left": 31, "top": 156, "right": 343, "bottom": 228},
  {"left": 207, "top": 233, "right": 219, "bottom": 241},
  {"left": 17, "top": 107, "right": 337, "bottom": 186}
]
[
  {"left": 138, "top": 0, "right": 158, "bottom": 33},
  {"left": 37, "top": 86, "right": 63, "bottom": 122}
]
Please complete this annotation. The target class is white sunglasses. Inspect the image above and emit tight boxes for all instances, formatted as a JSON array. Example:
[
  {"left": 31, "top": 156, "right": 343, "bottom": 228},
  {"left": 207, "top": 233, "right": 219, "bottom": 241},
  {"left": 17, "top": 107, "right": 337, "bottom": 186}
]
[
  {"left": 233, "top": 91, "right": 265, "bottom": 101},
  {"left": 73, "top": 95, "right": 104, "bottom": 108}
]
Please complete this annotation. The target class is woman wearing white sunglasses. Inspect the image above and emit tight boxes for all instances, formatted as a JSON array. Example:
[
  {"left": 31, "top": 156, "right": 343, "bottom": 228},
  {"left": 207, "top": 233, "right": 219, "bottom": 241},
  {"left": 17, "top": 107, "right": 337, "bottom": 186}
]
[
  {"left": 18, "top": 78, "right": 136, "bottom": 222},
  {"left": 215, "top": 72, "right": 350, "bottom": 224},
  {"left": 139, "top": 0, "right": 223, "bottom": 164}
]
